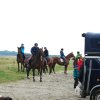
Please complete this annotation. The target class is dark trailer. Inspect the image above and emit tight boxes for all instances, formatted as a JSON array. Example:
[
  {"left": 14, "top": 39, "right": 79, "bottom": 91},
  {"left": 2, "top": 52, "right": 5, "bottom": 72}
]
[{"left": 81, "top": 32, "right": 100, "bottom": 100}]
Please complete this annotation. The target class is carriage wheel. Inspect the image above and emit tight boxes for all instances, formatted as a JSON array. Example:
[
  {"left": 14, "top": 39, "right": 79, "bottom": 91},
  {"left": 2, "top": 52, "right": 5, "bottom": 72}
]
[
  {"left": 91, "top": 90, "right": 100, "bottom": 100},
  {"left": 80, "top": 90, "right": 86, "bottom": 98}
]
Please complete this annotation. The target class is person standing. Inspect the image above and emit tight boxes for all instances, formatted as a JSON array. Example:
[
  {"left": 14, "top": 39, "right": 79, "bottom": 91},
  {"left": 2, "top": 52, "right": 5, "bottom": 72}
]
[
  {"left": 76, "top": 51, "right": 81, "bottom": 60},
  {"left": 73, "top": 56, "right": 79, "bottom": 89},
  {"left": 77, "top": 56, "right": 84, "bottom": 71}
]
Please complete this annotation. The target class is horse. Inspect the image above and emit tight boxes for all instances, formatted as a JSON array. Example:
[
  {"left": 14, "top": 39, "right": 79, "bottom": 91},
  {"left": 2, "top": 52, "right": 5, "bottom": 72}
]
[
  {"left": 26, "top": 56, "right": 48, "bottom": 79},
  {"left": 47, "top": 52, "right": 74, "bottom": 74},
  {"left": 0, "top": 96, "right": 12, "bottom": 100},
  {"left": 17, "top": 47, "right": 25, "bottom": 72},
  {"left": 26, "top": 48, "right": 45, "bottom": 82}
]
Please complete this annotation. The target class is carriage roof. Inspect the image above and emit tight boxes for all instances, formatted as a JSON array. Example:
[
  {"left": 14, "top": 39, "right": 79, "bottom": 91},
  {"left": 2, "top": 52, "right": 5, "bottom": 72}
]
[{"left": 82, "top": 32, "right": 100, "bottom": 38}]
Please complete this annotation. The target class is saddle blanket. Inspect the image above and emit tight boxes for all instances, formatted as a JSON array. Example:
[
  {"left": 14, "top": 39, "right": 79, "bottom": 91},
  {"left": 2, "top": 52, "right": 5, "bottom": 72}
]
[{"left": 60, "top": 58, "right": 64, "bottom": 62}]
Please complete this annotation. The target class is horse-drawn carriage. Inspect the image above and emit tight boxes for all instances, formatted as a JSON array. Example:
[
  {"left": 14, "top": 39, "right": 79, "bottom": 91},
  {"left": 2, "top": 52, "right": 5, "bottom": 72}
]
[{"left": 79, "top": 32, "right": 100, "bottom": 100}]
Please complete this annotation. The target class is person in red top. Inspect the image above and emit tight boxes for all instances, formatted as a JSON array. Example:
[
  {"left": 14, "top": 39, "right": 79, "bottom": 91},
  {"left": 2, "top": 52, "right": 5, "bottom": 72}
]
[{"left": 77, "top": 56, "right": 84, "bottom": 71}]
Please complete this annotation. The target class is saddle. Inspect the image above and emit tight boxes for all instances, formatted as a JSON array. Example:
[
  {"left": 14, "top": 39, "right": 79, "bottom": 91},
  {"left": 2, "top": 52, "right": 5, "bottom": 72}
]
[
  {"left": 60, "top": 58, "right": 64, "bottom": 62},
  {"left": 25, "top": 55, "right": 32, "bottom": 63},
  {"left": 60, "top": 58, "right": 67, "bottom": 65},
  {"left": 44, "top": 58, "right": 48, "bottom": 65}
]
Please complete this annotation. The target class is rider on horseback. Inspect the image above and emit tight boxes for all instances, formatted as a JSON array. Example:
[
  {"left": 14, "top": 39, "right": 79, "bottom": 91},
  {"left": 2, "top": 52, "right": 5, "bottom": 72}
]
[
  {"left": 60, "top": 48, "right": 66, "bottom": 65},
  {"left": 20, "top": 44, "right": 25, "bottom": 59},
  {"left": 31, "top": 43, "right": 40, "bottom": 56},
  {"left": 44, "top": 47, "right": 49, "bottom": 63}
]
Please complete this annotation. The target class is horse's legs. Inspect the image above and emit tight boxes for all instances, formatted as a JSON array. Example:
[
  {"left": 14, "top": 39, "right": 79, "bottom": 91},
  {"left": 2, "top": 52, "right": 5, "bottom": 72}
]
[
  {"left": 32, "top": 68, "right": 35, "bottom": 82},
  {"left": 22, "top": 62, "right": 25, "bottom": 72},
  {"left": 42, "top": 68, "right": 46, "bottom": 74},
  {"left": 40, "top": 67, "right": 42, "bottom": 82},
  {"left": 21, "top": 63, "right": 22, "bottom": 72},
  {"left": 52, "top": 64, "right": 56, "bottom": 74},
  {"left": 49, "top": 65, "right": 52, "bottom": 74},
  {"left": 45, "top": 65, "right": 48, "bottom": 73},
  {"left": 42, "top": 65, "right": 47, "bottom": 74},
  {"left": 37, "top": 69, "right": 40, "bottom": 75},
  {"left": 26, "top": 65, "right": 31, "bottom": 79},
  {"left": 64, "top": 65, "right": 67, "bottom": 74},
  {"left": 18, "top": 62, "right": 20, "bottom": 72}
]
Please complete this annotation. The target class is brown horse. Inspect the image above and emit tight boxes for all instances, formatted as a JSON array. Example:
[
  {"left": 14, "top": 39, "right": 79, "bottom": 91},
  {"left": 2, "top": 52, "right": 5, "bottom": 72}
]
[
  {"left": 17, "top": 47, "right": 25, "bottom": 72},
  {"left": 26, "top": 48, "right": 45, "bottom": 82},
  {"left": 26, "top": 56, "right": 48, "bottom": 79},
  {"left": 48, "top": 52, "right": 74, "bottom": 74},
  {"left": 0, "top": 96, "right": 12, "bottom": 100}
]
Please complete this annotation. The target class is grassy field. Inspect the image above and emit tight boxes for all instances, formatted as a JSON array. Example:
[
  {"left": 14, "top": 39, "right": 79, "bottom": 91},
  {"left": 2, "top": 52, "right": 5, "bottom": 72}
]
[{"left": 0, "top": 56, "right": 73, "bottom": 83}]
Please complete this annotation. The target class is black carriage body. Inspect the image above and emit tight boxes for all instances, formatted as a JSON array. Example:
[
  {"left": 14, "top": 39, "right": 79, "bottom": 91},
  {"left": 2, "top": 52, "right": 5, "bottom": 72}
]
[
  {"left": 83, "top": 56, "right": 100, "bottom": 95},
  {"left": 81, "top": 32, "right": 100, "bottom": 98},
  {"left": 82, "top": 32, "right": 100, "bottom": 56}
]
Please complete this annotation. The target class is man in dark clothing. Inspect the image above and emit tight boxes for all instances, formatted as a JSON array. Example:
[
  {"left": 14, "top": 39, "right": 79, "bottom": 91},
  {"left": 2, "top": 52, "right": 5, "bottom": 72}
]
[
  {"left": 29, "top": 43, "right": 40, "bottom": 65},
  {"left": 44, "top": 47, "right": 49, "bottom": 62},
  {"left": 31, "top": 43, "right": 40, "bottom": 56}
]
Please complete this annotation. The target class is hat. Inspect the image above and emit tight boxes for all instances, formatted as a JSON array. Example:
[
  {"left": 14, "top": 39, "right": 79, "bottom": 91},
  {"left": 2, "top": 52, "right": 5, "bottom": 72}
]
[
  {"left": 21, "top": 44, "right": 24, "bottom": 46},
  {"left": 34, "top": 43, "right": 38, "bottom": 46},
  {"left": 61, "top": 48, "right": 64, "bottom": 50},
  {"left": 44, "top": 47, "right": 47, "bottom": 49}
]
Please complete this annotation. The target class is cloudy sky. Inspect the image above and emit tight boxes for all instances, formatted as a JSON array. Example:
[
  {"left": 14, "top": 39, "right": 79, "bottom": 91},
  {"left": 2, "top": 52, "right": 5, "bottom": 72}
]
[{"left": 0, "top": 0, "right": 100, "bottom": 56}]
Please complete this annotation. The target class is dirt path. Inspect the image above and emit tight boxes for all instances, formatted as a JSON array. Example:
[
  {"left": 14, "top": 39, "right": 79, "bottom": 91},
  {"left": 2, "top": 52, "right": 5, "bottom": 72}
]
[{"left": 0, "top": 71, "right": 89, "bottom": 100}]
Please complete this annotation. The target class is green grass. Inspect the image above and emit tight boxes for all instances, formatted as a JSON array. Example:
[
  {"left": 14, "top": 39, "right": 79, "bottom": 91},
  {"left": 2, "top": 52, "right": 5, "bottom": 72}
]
[
  {"left": 0, "top": 56, "right": 25, "bottom": 83},
  {"left": 0, "top": 56, "right": 73, "bottom": 83}
]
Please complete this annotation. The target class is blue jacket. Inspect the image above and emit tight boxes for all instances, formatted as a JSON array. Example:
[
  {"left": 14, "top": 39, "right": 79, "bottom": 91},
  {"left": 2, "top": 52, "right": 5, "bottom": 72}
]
[
  {"left": 21, "top": 47, "right": 24, "bottom": 54},
  {"left": 60, "top": 50, "right": 65, "bottom": 58}
]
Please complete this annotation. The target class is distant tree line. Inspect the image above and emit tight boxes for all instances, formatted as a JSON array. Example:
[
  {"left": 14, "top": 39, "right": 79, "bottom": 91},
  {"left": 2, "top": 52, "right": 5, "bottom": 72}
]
[
  {"left": 0, "top": 50, "right": 59, "bottom": 57},
  {"left": 0, "top": 50, "right": 17, "bottom": 56}
]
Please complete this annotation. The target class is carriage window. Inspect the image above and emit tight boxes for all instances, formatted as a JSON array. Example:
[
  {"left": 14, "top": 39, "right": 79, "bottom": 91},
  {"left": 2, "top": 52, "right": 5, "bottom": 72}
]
[
  {"left": 91, "top": 38, "right": 100, "bottom": 49},
  {"left": 92, "top": 58, "right": 100, "bottom": 69},
  {"left": 85, "top": 58, "right": 100, "bottom": 69}
]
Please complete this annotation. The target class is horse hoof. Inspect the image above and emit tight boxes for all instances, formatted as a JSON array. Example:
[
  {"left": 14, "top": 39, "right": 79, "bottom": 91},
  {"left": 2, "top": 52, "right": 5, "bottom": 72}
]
[
  {"left": 33, "top": 79, "right": 35, "bottom": 82},
  {"left": 40, "top": 80, "right": 42, "bottom": 82},
  {"left": 27, "top": 77, "right": 30, "bottom": 79},
  {"left": 64, "top": 72, "right": 67, "bottom": 74}
]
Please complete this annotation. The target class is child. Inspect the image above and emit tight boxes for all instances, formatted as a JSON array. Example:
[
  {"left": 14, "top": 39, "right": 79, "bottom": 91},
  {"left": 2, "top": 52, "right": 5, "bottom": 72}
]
[
  {"left": 73, "top": 57, "right": 79, "bottom": 89},
  {"left": 77, "top": 56, "right": 84, "bottom": 71}
]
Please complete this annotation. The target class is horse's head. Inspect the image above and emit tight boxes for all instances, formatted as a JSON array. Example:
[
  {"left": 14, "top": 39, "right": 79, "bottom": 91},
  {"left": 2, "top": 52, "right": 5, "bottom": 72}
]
[
  {"left": 70, "top": 52, "right": 75, "bottom": 58},
  {"left": 65, "top": 52, "right": 74, "bottom": 59},
  {"left": 17, "top": 47, "right": 21, "bottom": 54},
  {"left": 37, "top": 48, "right": 44, "bottom": 61}
]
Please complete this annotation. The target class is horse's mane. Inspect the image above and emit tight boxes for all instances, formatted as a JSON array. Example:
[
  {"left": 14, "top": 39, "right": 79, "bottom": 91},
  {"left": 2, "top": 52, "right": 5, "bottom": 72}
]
[
  {"left": 30, "top": 48, "right": 44, "bottom": 66},
  {"left": 17, "top": 47, "right": 21, "bottom": 54},
  {"left": 65, "top": 52, "right": 74, "bottom": 59}
]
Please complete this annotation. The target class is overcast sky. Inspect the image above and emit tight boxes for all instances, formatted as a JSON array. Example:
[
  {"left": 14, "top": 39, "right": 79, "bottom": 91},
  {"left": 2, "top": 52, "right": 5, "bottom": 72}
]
[{"left": 0, "top": 0, "right": 100, "bottom": 56}]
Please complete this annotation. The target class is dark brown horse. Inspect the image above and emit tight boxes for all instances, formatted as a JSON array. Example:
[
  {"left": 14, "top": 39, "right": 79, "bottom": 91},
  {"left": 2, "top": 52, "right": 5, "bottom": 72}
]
[
  {"left": 17, "top": 47, "right": 25, "bottom": 72},
  {"left": 26, "top": 48, "right": 45, "bottom": 82},
  {"left": 26, "top": 56, "right": 48, "bottom": 79},
  {"left": 48, "top": 52, "right": 74, "bottom": 74},
  {"left": 0, "top": 96, "right": 12, "bottom": 100}
]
